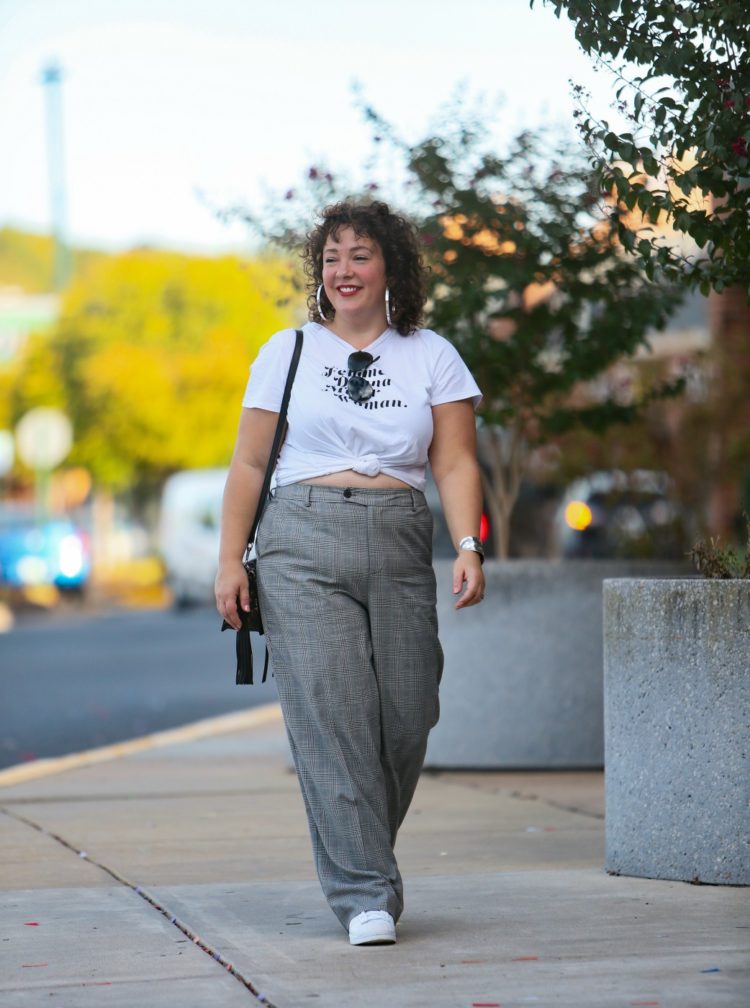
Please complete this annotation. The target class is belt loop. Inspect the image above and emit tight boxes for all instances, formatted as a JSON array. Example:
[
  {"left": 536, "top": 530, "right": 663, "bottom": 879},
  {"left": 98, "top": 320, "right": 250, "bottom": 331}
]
[
  {"left": 304, "top": 484, "right": 312, "bottom": 507},
  {"left": 411, "top": 489, "right": 418, "bottom": 512}
]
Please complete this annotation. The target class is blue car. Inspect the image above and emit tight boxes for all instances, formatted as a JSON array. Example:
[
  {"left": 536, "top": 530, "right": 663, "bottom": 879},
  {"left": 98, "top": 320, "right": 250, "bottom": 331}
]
[{"left": 0, "top": 506, "right": 91, "bottom": 593}]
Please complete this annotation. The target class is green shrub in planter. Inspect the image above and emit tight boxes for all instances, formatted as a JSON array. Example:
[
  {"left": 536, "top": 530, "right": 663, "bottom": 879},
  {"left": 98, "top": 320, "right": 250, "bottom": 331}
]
[{"left": 689, "top": 515, "right": 750, "bottom": 579}]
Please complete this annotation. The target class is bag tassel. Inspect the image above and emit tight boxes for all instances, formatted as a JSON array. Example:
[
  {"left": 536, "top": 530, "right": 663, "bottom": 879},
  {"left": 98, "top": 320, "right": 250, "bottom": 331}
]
[
  {"left": 227, "top": 624, "right": 270, "bottom": 685},
  {"left": 261, "top": 647, "right": 270, "bottom": 683},
  {"left": 234, "top": 623, "right": 254, "bottom": 685}
]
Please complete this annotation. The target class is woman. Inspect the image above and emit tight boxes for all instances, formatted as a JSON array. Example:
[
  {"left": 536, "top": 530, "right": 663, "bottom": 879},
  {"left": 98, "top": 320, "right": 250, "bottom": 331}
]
[{"left": 215, "top": 201, "right": 485, "bottom": 946}]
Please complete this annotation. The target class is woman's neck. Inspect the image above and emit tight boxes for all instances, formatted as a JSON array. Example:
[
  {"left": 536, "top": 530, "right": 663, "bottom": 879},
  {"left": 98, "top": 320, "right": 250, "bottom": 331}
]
[{"left": 322, "top": 312, "right": 389, "bottom": 350}]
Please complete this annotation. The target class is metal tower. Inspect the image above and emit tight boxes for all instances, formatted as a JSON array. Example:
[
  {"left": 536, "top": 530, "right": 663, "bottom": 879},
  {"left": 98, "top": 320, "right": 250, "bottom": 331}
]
[{"left": 40, "top": 61, "right": 72, "bottom": 291}]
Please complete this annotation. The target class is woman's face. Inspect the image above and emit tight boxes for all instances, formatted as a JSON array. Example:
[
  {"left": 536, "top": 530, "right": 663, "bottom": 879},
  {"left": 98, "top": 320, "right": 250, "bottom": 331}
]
[{"left": 321, "top": 226, "right": 388, "bottom": 323}]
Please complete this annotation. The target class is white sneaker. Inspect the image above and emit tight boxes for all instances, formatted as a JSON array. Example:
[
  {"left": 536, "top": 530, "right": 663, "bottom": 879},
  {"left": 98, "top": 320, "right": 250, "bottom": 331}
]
[{"left": 348, "top": 910, "right": 396, "bottom": 946}]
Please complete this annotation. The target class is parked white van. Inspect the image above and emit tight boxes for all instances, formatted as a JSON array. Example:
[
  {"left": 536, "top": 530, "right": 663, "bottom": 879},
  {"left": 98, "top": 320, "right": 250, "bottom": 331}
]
[{"left": 158, "top": 468, "right": 228, "bottom": 607}]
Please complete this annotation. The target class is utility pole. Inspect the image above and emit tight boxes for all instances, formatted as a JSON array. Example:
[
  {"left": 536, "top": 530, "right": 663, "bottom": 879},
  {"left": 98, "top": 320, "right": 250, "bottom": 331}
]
[{"left": 40, "top": 61, "right": 72, "bottom": 291}]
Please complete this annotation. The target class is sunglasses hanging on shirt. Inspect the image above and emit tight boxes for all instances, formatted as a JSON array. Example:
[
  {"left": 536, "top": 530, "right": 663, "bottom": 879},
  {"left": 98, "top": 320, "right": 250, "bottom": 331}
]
[
  {"left": 347, "top": 351, "right": 375, "bottom": 403},
  {"left": 347, "top": 351, "right": 374, "bottom": 402}
]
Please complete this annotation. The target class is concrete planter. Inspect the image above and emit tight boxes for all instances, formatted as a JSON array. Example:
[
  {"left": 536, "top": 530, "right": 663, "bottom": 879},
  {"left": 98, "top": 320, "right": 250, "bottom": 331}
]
[
  {"left": 604, "top": 579, "right": 750, "bottom": 885},
  {"left": 425, "top": 559, "right": 688, "bottom": 769}
]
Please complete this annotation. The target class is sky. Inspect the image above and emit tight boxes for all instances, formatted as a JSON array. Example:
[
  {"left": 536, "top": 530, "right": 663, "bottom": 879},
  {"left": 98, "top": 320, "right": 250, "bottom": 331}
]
[{"left": 0, "top": 0, "right": 619, "bottom": 253}]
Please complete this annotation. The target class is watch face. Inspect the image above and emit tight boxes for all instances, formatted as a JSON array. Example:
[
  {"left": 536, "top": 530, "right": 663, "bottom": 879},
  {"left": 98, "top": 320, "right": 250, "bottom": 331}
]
[
  {"left": 460, "top": 536, "right": 483, "bottom": 552},
  {"left": 460, "top": 541, "right": 483, "bottom": 557}
]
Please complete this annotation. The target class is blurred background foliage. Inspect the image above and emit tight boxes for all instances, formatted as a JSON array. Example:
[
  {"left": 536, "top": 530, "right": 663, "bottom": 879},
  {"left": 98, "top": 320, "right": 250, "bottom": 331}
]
[
  {"left": 536, "top": 0, "right": 750, "bottom": 295},
  {"left": 2, "top": 248, "right": 299, "bottom": 490},
  {"left": 0, "top": 226, "right": 108, "bottom": 294}
]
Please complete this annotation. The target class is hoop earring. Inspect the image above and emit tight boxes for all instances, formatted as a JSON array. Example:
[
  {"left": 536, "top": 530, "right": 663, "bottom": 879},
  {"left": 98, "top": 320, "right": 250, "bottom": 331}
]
[
  {"left": 316, "top": 284, "right": 330, "bottom": 321},
  {"left": 385, "top": 287, "right": 393, "bottom": 327}
]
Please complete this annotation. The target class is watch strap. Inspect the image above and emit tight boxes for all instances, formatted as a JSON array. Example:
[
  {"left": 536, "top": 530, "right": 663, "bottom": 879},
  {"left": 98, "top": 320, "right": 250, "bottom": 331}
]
[{"left": 459, "top": 535, "right": 485, "bottom": 562}]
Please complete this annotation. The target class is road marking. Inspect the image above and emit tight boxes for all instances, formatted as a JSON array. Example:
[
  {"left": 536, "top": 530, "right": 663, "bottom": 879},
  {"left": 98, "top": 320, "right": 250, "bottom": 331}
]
[{"left": 0, "top": 702, "right": 283, "bottom": 788}]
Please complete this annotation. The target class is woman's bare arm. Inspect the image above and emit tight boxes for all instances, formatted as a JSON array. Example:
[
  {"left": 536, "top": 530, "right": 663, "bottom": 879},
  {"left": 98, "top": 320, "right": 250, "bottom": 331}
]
[
  {"left": 215, "top": 407, "right": 279, "bottom": 629},
  {"left": 428, "top": 399, "right": 486, "bottom": 609}
]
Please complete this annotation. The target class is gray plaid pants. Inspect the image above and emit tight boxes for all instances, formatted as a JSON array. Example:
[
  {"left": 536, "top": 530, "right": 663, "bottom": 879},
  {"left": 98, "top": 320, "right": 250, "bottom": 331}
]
[{"left": 256, "top": 483, "right": 443, "bottom": 929}]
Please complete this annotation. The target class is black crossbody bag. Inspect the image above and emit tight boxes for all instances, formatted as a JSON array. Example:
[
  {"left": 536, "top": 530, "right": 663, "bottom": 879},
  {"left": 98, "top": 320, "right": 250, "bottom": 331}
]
[{"left": 220, "top": 328, "right": 303, "bottom": 684}]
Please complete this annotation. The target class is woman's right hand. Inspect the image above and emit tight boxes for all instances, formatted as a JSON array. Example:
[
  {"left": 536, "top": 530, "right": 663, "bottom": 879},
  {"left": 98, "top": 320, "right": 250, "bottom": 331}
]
[{"left": 215, "top": 559, "right": 250, "bottom": 630}]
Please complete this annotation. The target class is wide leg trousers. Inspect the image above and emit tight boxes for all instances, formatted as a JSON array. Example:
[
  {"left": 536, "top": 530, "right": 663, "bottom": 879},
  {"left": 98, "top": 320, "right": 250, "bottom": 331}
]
[{"left": 256, "top": 484, "right": 443, "bottom": 929}]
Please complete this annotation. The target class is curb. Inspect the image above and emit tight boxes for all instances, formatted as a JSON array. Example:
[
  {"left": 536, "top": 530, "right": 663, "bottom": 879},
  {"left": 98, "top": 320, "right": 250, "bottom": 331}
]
[{"left": 0, "top": 702, "right": 283, "bottom": 788}]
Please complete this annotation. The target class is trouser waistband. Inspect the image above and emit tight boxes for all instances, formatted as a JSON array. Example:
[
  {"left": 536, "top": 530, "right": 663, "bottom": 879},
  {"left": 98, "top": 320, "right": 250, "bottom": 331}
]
[{"left": 270, "top": 483, "right": 425, "bottom": 509}]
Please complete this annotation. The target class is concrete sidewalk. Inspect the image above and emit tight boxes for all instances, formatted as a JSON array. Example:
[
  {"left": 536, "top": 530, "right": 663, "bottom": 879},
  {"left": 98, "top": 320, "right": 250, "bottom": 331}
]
[{"left": 1, "top": 705, "right": 748, "bottom": 1007}]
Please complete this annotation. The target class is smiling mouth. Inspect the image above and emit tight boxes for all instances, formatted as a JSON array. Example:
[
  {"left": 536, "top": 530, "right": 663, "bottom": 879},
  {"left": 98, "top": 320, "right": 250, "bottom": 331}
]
[{"left": 337, "top": 286, "right": 361, "bottom": 295}]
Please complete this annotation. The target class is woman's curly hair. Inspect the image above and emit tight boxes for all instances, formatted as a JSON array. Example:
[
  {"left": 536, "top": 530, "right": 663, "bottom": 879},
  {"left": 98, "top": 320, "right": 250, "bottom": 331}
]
[{"left": 303, "top": 200, "right": 427, "bottom": 336}]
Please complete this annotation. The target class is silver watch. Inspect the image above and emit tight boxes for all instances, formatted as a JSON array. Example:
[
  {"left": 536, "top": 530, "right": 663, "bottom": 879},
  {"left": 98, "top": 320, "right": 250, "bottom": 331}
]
[{"left": 458, "top": 535, "right": 485, "bottom": 563}]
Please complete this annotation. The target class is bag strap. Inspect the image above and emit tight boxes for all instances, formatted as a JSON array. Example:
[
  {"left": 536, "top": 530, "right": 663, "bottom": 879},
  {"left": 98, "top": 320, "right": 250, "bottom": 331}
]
[{"left": 247, "top": 328, "right": 303, "bottom": 550}]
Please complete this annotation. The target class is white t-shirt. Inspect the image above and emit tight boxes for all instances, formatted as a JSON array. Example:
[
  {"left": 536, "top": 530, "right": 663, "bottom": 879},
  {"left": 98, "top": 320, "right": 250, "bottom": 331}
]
[{"left": 241, "top": 321, "right": 482, "bottom": 492}]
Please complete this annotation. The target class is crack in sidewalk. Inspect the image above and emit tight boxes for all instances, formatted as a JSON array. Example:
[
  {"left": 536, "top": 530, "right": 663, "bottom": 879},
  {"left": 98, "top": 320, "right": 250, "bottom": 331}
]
[
  {"left": 426, "top": 772, "right": 605, "bottom": 821},
  {"left": 1, "top": 806, "right": 277, "bottom": 1007}
]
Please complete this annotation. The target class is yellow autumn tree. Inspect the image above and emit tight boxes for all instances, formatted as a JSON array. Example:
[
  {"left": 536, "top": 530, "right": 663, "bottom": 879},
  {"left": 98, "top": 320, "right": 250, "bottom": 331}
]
[{"left": 8, "top": 249, "right": 299, "bottom": 488}]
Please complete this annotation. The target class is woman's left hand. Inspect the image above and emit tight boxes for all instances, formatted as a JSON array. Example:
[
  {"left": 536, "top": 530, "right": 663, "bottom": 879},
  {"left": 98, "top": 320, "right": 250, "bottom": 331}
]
[{"left": 452, "top": 552, "right": 485, "bottom": 609}]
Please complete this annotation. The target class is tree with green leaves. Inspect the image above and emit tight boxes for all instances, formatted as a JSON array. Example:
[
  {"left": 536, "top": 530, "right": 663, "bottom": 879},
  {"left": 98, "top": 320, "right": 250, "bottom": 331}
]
[
  {"left": 403, "top": 123, "right": 684, "bottom": 556},
  {"left": 532, "top": 2, "right": 750, "bottom": 541},
  {"left": 534, "top": 1, "right": 750, "bottom": 297},
  {"left": 6, "top": 249, "right": 297, "bottom": 490},
  {"left": 233, "top": 108, "right": 683, "bottom": 555}
]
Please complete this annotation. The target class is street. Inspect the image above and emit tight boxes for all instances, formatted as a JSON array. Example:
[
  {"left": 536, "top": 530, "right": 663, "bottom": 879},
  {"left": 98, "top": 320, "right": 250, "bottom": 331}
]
[{"left": 0, "top": 606, "right": 278, "bottom": 769}]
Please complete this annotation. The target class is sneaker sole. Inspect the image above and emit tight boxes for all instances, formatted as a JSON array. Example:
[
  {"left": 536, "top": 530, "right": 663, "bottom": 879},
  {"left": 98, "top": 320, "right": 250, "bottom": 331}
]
[{"left": 350, "top": 934, "right": 397, "bottom": 946}]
